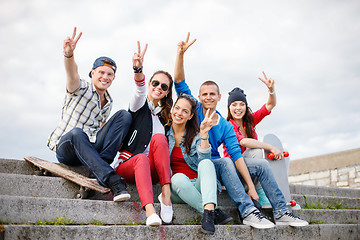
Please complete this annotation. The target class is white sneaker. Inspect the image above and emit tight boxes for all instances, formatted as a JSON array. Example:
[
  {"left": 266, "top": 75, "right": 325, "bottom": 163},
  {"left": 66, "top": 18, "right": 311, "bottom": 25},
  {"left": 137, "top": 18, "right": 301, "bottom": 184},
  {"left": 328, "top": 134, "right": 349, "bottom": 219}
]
[
  {"left": 113, "top": 193, "right": 131, "bottom": 202},
  {"left": 243, "top": 211, "right": 275, "bottom": 229},
  {"left": 276, "top": 212, "right": 309, "bottom": 227},
  {"left": 158, "top": 193, "right": 173, "bottom": 223},
  {"left": 146, "top": 213, "right": 162, "bottom": 226}
]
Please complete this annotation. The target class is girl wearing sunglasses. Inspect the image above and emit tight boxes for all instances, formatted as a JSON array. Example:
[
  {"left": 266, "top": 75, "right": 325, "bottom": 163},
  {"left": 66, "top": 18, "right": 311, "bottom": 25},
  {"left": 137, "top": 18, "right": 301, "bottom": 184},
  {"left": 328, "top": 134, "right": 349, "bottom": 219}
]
[{"left": 115, "top": 41, "right": 174, "bottom": 226}]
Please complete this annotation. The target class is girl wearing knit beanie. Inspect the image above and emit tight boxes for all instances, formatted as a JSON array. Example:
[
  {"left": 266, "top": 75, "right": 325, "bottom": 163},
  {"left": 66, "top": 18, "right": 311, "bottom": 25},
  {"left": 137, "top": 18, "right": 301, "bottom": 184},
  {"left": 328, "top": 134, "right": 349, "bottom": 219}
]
[{"left": 223, "top": 71, "right": 281, "bottom": 207}]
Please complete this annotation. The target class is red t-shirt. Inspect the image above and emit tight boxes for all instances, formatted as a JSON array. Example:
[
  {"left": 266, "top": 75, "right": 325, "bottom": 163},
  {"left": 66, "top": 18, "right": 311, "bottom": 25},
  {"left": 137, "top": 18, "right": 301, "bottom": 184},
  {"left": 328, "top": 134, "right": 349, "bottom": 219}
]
[
  {"left": 170, "top": 146, "right": 198, "bottom": 179},
  {"left": 223, "top": 104, "right": 271, "bottom": 157}
]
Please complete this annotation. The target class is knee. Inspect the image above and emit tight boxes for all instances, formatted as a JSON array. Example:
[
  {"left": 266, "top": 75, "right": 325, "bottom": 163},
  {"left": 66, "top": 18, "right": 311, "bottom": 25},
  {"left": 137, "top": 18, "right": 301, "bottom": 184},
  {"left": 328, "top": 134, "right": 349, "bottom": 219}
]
[
  {"left": 67, "top": 128, "right": 87, "bottom": 140},
  {"left": 171, "top": 173, "right": 188, "bottom": 189},
  {"left": 221, "top": 157, "right": 234, "bottom": 168},
  {"left": 133, "top": 154, "right": 150, "bottom": 166},
  {"left": 152, "top": 133, "right": 167, "bottom": 142},
  {"left": 250, "top": 148, "right": 264, "bottom": 159},
  {"left": 171, "top": 173, "right": 191, "bottom": 194},
  {"left": 257, "top": 158, "right": 271, "bottom": 170},
  {"left": 198, "top": 159, "right": 214, "bottom": 170},
  {"left": 114, "top": 110, "right": 132, "bottom": 126},
  {"left": 151, "top": 134, "right": 168, "bottom": 147}
]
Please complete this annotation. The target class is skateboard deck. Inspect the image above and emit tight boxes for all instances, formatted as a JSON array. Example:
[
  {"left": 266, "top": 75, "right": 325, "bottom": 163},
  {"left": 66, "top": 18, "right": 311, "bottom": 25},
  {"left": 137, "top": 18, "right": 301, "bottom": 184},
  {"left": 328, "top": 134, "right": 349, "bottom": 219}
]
[
  {"left": 263, "top": 134, "right": 292, "bottom": 203},
  {"left": 24, "top": 156, "right": 110, "bottom": 198}
]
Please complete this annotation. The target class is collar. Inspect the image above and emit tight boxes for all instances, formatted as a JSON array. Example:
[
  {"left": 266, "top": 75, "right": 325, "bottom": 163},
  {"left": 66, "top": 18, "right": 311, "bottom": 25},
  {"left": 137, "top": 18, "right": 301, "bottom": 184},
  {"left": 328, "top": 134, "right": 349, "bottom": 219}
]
[{"left": 91, "top": 82, "right": 112, "bottom": 104}]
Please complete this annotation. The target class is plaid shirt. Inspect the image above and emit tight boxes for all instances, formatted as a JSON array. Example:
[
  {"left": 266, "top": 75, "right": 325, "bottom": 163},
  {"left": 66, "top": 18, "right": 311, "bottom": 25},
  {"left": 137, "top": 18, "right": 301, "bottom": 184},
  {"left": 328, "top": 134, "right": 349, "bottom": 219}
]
[{"left": 47, "top": 79, "right": 112, "bottom": 151}]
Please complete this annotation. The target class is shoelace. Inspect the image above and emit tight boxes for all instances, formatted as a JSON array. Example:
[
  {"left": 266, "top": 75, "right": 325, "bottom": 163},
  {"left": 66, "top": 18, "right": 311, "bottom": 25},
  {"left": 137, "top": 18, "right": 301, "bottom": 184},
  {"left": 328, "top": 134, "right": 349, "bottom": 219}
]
[
  {"left": 252, "top": 211, "right": 266, "bottom": 221},
  {"left": 284, "top": 212, "right": 300, "bottom": 219},
  {"left": 202, "top": 211, "right": 215, "bottom": 222}
]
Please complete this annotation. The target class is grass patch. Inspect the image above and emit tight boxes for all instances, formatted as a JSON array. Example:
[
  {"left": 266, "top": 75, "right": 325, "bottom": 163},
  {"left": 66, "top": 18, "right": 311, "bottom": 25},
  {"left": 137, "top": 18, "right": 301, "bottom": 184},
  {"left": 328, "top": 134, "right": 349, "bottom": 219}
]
[
  {"left": 302, "top": 196, "right": 349, "bottom": 209},
  {"left": 0, "top": 220, "right": 12, "bottom": 225},
  {"left": 184, "top": 216, "right": 201, "bottom": 225},
  {"left": 88, "top": 219, "right": 104, "bottom": 225},
  {"left": 309, "top": 219, "right": 327, "bottom": 224},
  {"left": 124, "top": 222, "right": 146, "bottom": 225},
  {"left": 35, "top": 216, "right": 74, "bottom": 225}
]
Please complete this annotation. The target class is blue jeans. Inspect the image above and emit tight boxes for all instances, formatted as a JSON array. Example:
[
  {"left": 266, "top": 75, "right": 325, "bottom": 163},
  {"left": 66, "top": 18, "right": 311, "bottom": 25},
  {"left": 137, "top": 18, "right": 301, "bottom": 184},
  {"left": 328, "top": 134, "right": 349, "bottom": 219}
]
[
  {"left": 212, "top": 157, "right": 289, "bottom": 219},
  {"left": 243, "top": 148, "right": 264, "bottom": 190},
  {"left": 211, "top": 157, "right": 257, "bottom": 218},
  {"left": 241, "top": 157, "right": 289, "bottom": 219},
  {"left": 56, "top": 110, "right": 132, "bottom": 187},
  {"left": 170, "top": 159, "right": 217, "bottom": 213}
]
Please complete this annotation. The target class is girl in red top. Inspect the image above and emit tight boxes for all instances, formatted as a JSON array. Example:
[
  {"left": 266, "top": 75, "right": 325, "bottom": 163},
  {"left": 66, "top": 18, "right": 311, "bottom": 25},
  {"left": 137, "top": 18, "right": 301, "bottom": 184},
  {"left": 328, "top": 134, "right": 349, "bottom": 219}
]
[{"left": 223, "top": 72, "right": 284, "bottom": 206}]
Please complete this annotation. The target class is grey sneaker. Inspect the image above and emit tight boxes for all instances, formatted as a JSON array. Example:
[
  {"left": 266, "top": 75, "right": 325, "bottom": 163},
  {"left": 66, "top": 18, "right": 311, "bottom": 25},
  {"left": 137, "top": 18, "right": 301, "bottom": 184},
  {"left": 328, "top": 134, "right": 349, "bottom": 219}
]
[
  {"left": 276, "top": 212, "right": 309, "bottom": 227},
  {"left": 243, "top": 210, "right": 275, "bottom": 229}
]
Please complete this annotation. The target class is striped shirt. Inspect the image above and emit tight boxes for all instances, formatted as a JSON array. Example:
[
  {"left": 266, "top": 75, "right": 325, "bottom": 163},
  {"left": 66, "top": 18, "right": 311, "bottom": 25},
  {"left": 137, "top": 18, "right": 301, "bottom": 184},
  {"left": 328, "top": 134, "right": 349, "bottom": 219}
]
[{"left": 47, "top": 79, "right": 113, "bottom": 151}]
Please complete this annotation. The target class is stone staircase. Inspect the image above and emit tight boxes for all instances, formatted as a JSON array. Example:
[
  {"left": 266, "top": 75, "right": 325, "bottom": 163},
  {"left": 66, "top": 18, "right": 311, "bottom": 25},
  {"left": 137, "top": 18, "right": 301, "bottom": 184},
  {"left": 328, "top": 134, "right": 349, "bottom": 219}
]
[{"left": 0, "top": 158, "right": 359, "bottom": 240}]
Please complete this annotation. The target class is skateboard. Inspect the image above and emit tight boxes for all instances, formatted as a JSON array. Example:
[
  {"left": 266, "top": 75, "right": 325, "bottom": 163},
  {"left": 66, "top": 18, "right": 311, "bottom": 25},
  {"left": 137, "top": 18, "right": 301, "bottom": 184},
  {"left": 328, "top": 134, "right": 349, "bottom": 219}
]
[
  {"left": 24, "top": 156, "right": 110, "bottom": 199},
  {"left": 262, "top": 134, "right": 299, "bottom": 209}
]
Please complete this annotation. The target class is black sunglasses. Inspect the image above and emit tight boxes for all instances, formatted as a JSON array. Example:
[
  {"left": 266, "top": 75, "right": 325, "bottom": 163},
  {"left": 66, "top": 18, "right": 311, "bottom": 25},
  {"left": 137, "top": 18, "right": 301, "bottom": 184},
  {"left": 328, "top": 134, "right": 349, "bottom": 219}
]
[
  {"left": 179, "top": 93, "right": 197, "bottom": 104},
  {"left": 151, "top": 80, "right": 169, "bottom": 91}
]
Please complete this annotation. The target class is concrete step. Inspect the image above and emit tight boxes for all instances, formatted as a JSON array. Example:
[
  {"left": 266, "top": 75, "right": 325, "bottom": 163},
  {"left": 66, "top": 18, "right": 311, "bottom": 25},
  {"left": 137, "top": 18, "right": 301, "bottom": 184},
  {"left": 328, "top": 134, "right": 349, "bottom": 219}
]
[
  {"left": 1, "top": 195, "right": 359, "bottom": 225},
  {"left": 0, "top": 159, "right": 34, "bottom": 175},
  {"left": 2, "top": 158, "right": 359, "bottom": 199},
  {"left": 1, "top": 158, "right": 359, "bottom": 239},
  {"left": 2, "top": 224, "right": 360, "bottom": 240},
  {"left": 2, "top": 172, "right": 359, "bottom": 211},
  {"left": 0, "top": 195, "right": 224, "bottom": 225},
  {"left": 0, "top": 168, "right": 233, "bottom": 205},
  {"left": 0, "top": 158, "right": 90, "bottom": 176},
  {"left": 291, "top": 194, "right": 360, "bottom": 209},
  {"left": 0, "top": 172, "right": 147, "bottom": 202},
  {"left": 290, "top": 184, "right": 360, "bottom": 198}
]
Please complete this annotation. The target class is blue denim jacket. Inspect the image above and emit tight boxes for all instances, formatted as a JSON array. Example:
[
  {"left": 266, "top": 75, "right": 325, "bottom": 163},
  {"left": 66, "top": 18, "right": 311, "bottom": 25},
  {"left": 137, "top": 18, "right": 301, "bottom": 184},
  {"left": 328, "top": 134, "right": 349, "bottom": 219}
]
[
  {"left": 167, "top": 127, "right": 222, "bottom": 192},
  {"left": 166, "top": 127, "right": 211, "bottom": 172}
]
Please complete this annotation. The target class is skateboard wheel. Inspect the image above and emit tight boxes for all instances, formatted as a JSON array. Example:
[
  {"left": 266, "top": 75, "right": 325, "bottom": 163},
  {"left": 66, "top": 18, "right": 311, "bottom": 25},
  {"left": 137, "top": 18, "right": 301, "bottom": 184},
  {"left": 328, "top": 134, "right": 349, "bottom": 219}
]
[
  {"left": 289, "top": 200, "right": 296, "bottom": 207},
  {"left": 76, "top": 187, "right": 90, "bottom": 199},
  {"left": 283, "top": 151, "right": 289, "bottom": 157},
  {"left": 268, "top": 153, "right": 275, "bottom": 159}
]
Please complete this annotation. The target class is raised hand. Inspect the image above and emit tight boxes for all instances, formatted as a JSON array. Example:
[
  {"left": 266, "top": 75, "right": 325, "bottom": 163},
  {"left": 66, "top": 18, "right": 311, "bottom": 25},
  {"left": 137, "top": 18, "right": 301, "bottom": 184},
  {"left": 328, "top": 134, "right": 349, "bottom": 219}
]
[
  {"left": 133, "top": 41, "right": 148, "bottom": 68},
  {"left": 63, "top": 27, "right": 82, "bottom": 57},
  {"left": 177, "top": 32, "right": 197, "bottom": 55},
  {"left": 200, "top": 109, "right": 216, "bottom": 136},
  {"left": 258, "top": 71, "right": 274, "bottom": 90}
]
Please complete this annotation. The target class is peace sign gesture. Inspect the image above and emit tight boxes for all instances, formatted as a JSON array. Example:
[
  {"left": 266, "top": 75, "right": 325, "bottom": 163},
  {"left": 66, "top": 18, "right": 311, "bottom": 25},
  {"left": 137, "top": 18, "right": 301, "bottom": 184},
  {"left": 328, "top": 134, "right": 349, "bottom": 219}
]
[
  {"left": 177, "top": 32, "right": 197, "bottom": 55},
  {"left": 132, "top": 41, "right": 148, "bottom": 69},
  {"left": 63, "top": 27, "right": 82, "bottom": 57},
  {"left": 200, "top": 109, "right": 216, "bottom": 136},
  {"left": 258, "top": 71, "right": 275, "bottom": 90}
]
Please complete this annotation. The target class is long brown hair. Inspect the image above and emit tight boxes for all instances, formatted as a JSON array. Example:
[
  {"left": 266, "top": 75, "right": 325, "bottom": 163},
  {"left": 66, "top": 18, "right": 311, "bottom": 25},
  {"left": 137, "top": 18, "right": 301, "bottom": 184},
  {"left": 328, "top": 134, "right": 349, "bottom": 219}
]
[
  {"left": 175, "top": 93, "right": 199, "bottom": 154},
  {"left": 149, "top": 70, "right": 173, "bottom": 126},
  {"left": 227, "top": 105, "right": 255, "bottom": 139}
]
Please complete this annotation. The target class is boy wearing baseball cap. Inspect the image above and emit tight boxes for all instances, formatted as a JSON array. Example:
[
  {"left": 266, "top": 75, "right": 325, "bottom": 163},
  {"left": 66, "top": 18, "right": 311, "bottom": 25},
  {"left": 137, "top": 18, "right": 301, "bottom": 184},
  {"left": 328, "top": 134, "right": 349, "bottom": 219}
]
[{"left": 47, "top": 27, "right": 132, "bottom": 202}]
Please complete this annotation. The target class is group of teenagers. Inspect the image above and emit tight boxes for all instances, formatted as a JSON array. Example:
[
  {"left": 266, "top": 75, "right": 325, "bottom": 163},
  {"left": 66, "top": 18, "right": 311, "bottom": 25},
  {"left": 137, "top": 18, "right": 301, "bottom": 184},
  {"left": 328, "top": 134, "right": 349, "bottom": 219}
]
[{"left": 47, "top": 28, "right": 308, "bottom": 235}]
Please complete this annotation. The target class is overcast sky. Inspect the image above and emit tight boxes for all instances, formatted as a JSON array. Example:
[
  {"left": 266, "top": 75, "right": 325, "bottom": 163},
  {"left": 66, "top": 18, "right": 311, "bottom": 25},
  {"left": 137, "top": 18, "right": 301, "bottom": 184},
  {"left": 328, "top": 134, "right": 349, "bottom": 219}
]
[{"left": 0, "top": 0, "right": 359, "bottom": 162}]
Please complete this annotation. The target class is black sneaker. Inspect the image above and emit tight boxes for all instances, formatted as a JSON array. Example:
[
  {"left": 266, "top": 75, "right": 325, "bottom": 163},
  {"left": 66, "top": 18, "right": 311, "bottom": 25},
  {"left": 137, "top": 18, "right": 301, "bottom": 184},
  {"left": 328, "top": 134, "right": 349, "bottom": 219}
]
[
  {"left": 106, "top": 174, "right": 130, "bottom": 202},
  {"left": 214, "top": 208, "right": 233, "bottom": 225},
  {"left": 201, "top": 210, "right": 215, "bottom": 235}
]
